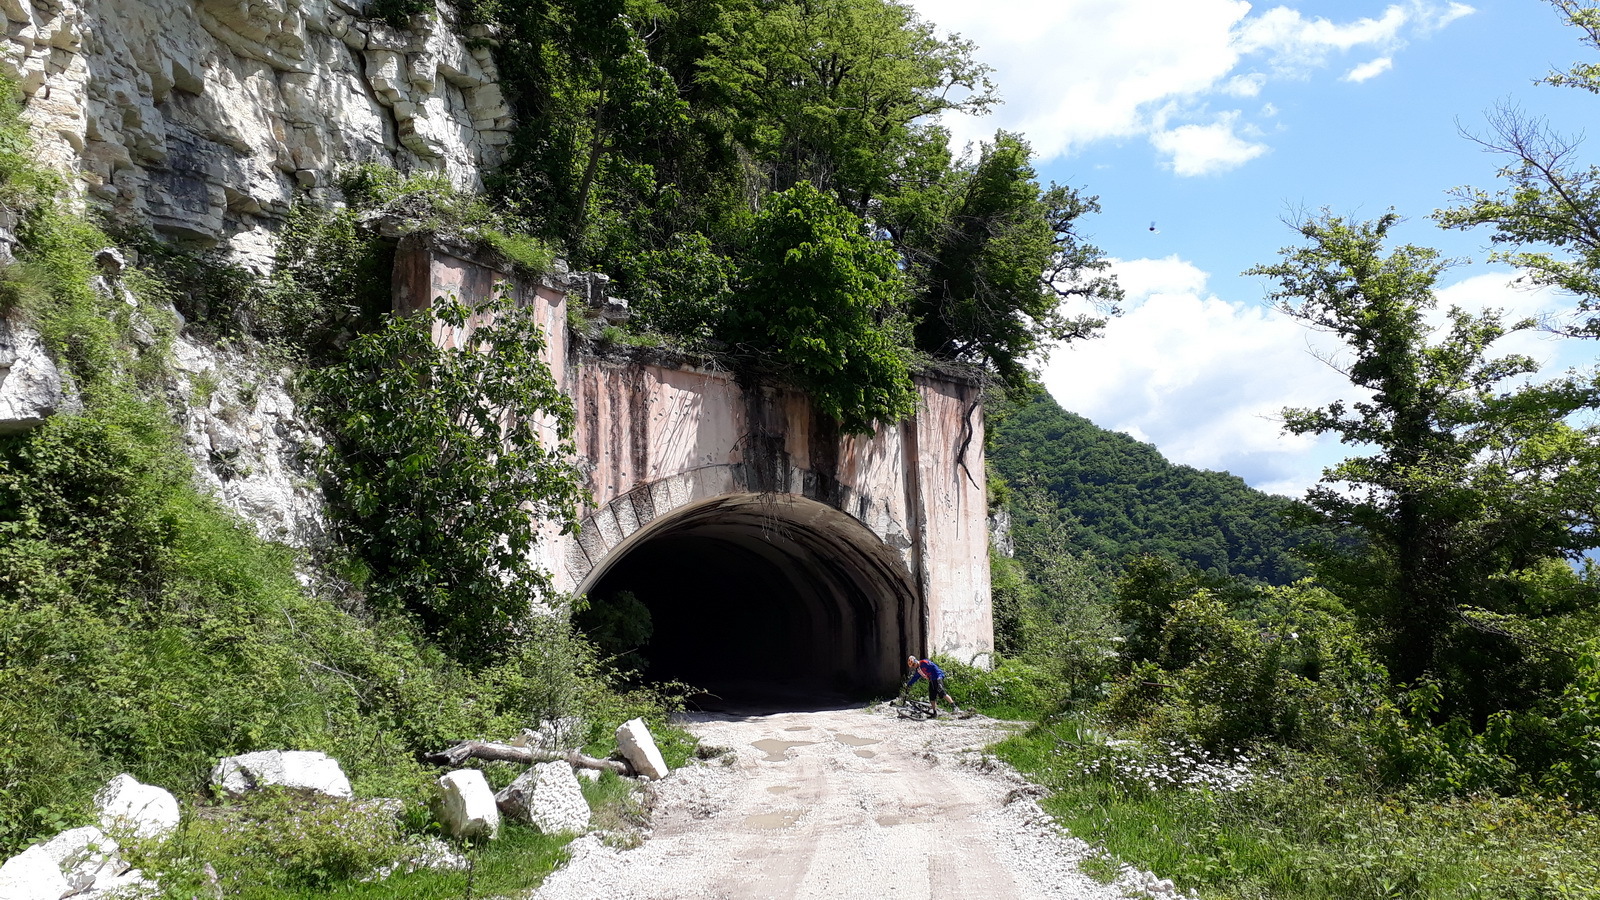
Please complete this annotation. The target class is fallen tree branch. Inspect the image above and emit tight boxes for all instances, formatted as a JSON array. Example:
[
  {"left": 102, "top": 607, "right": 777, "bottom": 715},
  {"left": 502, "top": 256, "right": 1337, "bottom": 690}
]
[{"left": 425, "top": 740, "right": 633, "bottom": 776}]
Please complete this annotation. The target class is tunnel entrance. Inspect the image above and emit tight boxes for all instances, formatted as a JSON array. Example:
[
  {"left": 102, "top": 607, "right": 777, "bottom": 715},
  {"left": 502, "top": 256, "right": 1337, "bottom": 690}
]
[{"left": 578, "top": 494, "right": 920, "bottom": 708}]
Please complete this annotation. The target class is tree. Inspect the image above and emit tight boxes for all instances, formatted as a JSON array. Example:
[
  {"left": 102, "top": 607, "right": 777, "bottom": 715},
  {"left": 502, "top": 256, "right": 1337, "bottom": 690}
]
[
  {"left": 307, "top": 288, "right": 586, "bottom": 660},
  {"left": 1247, "top": 212, "right": 1600, "bottom": 705},
  {"left": 730, "top": 183, "right": 918, "bottom": 434},
  {"left": 1436, "top": 1, "right": 1600, "bottom": 336},
  {"left": 484, "top": 0, "right": 696, "bottom": 260},
  {"left": 697, "top": 0, "right": 994, "bottom": 213},
  {"left": 478, "top": 0, "right": 1119, "bottom": 432},
  {"left": 886, "top": 132, "right": 1121, "bottom": 395}
]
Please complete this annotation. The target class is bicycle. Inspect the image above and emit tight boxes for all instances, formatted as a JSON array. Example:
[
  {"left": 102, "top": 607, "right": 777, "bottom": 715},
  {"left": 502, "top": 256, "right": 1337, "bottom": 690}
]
[{"left": 893, "top": 695, "right": 938, "bottom": 720}]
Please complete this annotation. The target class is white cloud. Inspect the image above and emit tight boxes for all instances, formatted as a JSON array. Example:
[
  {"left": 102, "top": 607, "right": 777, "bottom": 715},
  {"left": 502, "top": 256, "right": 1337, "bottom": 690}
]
[
  {"left": 907, "top": 0, "right": 1475, "bottom": 171},
  {"left": 1419, "top": 2, "right": 1476, "bottom": 31},
  {"left": 1150, "top": 112, "right": 1270, "bottom": 176},
  {"left": 1235, "top": 6, "right": 1408, "bottom": 71},
  {"left": 1222, "top": 73, "right": 1267, "bottom": 97},
  {"left": 1343, "top": 57, "right": 1395, "bottom": 82},
  {"left": 1037, "top": 263, "right": 1591, "bottom": 498},
  {"left": 1432, "top": 270, "right": 1580, "bottom": 373},
  {"left": 1042, "top": 256, "right": 1353, "bottom": 496},
  {"left": 1112, "top": 254, "right": 1210, "bottom": 299}
]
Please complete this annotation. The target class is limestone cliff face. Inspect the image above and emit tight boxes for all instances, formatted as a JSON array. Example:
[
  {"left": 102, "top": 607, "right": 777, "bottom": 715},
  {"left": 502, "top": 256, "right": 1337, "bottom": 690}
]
[
  {"left": 4, "top": 0, "right": 510, "bottom": 268},
  {"left": 0, "top": 0, "right": 512, "bottom": 545}
]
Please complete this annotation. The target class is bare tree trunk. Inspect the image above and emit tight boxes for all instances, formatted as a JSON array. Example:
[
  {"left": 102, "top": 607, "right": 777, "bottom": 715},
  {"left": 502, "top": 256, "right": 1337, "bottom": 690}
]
[{"left": 426, "top": 740, "right": 633, "bottom": 776}]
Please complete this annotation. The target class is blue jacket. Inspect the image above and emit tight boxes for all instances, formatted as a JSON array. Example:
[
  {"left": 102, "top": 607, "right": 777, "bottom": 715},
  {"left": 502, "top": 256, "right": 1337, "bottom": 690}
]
[{"left": 905, "top": 659, "right": 945, "bottom": 688}]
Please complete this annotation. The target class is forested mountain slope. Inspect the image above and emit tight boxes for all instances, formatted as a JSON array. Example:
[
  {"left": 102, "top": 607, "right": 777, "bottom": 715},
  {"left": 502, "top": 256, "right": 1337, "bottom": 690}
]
[{"left": 987, "top": 392, "right": 1316, "bottom": 583}]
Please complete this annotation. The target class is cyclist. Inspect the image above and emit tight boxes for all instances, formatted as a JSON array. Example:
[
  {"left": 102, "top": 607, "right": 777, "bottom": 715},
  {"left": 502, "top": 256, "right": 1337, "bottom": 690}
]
[{"left": 901, "top": 656, "right": 962, "bottom": 718}]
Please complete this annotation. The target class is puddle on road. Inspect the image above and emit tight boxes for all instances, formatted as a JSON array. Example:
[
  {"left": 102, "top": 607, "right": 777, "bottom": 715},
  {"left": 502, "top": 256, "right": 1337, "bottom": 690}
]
[
  {"left": 766, "top": 785, "right": 796, "bottom": 795},
  {"left": 876, "top": 813, "right": 934, "bottom": 827},
  {"left": 836, "top": 734, "right": 880, "bottom": 747},
  {"left": 854, "top": 749, "right": 876, "bottom": 759},
  {"left": 784, "top": 726, "right": 812, "bottom": 733},
  {"left": 745, "top": 812, "right": 799, "bottom": 830},
  {"left": 752, "top": 739, "right": 815, "bottom": 761}
]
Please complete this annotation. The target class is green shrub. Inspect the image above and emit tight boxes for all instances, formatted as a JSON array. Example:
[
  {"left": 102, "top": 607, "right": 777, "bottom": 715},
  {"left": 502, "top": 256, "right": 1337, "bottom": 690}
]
[
  {"left": 577, "top": 590, "right": 653, "bottom": 679},
  {"left": 145, "top": 792, "right": 409, "bottom": 895},
  {"left": 1105, "top": 581, "right": 1388, "bottom": 754},
  {"left": 306, "top": 287, "right": 585, "bottom": 660},
  {"left": 611, "top": 232, "right": 735, "bottom": 343},
  {"left": 336, "top": 165, "right": 551, "bottom": 273},
  {"left": 997, "top": 721, "right": 1600, "bottom": 900},
  {"left": 731, "top": 183, "right": 918, "bottom": 434},
  {"left": 937, "top": 655, "right": 1063, "bottom": 720}
]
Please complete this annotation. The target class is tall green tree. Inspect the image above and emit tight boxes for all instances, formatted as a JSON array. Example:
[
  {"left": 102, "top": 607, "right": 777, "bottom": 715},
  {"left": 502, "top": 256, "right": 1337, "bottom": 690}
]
[
  {"left": 698, "top": 0, "right": 994, "bottom": 213},
  {"left": 484, "top": 0, "right": 700, "bottom": 260},
  {"left": 474, "top": 0, "right": 1118, "bottom": 431},
  {"left": 886, "top": 133, "right": 1121, "bottom": 394},
  {"left": 1249, "top": 212, "right": 1600, "bottom": 712}
]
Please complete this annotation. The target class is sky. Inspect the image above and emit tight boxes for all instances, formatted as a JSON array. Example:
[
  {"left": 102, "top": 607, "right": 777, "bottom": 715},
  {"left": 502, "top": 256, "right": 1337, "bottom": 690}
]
[{"left": 903, "top": 0, "right": 1599, "bottom": 496}]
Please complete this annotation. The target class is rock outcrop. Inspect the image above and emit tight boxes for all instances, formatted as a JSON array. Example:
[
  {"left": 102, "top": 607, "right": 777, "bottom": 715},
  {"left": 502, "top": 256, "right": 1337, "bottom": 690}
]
[
  {"left": 169, "top": 335, "right": 328, "bottom": 548},
  {"left": 5, "top": 0, "right": 511, "bottom": 270},
  {"left": 0, "top": 316, "right": 70, "bottom": 433}
]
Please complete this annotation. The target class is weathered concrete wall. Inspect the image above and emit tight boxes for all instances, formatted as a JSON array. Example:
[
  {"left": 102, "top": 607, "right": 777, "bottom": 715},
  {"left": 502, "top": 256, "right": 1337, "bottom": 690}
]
[
  {"left": 561, "top": 355, "right": 994, "bottom": 665},
  {"left": 6, "top": 0, "right": 508, "bottom": 269},
  {"left": 394, "top": 239, "right": 996, "bottom": 676}
]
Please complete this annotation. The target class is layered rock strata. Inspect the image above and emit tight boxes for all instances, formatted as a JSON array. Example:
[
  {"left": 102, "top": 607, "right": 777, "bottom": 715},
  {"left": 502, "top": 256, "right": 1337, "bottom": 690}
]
[{"left": 4, "top": 0, "right": 510, "bottom": 269}]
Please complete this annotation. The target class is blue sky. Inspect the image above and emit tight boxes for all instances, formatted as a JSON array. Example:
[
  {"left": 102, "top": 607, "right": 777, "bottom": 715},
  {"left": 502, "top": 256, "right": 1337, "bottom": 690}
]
[{"left": 905, "top": 0, "right": 1600, "bottom": 495}]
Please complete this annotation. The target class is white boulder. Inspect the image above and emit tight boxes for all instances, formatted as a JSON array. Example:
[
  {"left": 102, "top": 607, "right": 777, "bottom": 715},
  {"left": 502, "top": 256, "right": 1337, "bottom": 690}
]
[
  {"left": 41, "top": 826, "right": 126, "bottom": 893},
  {"left": 78, "top": 867, "right": 157, "bottom": 899},
  {"left": 211, "top": 750, "right": 353, "bottom": 799},
  {"left": 0, "top": 843, "right": 70, "bottom": 900},
  {"left": 435, "top": 770, "right": 499, "bottom": 840},
  {"left": 495, "top": 761, "right": 590, "bottom": 834},
  {"left": 614, "top": 718, "right": 669, "bottom": 780},
  {"left": 95, "top": 775, "right": 180, "bottom": 842}
]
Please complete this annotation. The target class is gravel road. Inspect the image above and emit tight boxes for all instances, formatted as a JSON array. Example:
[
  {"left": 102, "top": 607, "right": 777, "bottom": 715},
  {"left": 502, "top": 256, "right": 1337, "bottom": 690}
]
[{"left": 529, "top": 704, "right": 1127, "bottom": 900}]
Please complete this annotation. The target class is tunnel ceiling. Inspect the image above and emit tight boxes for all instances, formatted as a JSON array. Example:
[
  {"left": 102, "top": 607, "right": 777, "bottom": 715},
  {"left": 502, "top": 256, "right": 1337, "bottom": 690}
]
[{"left": 580, "top": 495, "right": 920, "bottom": 705}]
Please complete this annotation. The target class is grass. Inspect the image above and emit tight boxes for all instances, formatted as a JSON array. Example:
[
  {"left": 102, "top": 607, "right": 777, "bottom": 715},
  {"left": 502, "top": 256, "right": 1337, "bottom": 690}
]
[
  {"left": 995, "top": 717, "right": 1600, "bottom": 900},
  {"left": 232, "top": 824, "right": 574, "bottom": 900},
  {"left": 130, "top": 764, "right": 667, "bottom": 900}
]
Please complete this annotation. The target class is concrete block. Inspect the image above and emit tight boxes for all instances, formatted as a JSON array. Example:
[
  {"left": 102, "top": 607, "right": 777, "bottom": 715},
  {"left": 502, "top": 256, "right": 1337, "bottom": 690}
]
[
  {"left": 592, "top": 506, "right": 620, "bottom": 551},
  {"left": 613, "top": 494, "right": 638, "bottom": 537},
  {"left": 435, "top": 770, "right": 498, "bottom": 840},
  {"left": 614, "top": 718, "right": 668, "bottom": 781}
]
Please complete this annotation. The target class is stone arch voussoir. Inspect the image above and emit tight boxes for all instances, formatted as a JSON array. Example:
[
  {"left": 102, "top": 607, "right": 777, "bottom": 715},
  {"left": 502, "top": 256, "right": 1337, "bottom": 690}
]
[{"left": 565, "top": 464, "right": 915, "bottom": 594}]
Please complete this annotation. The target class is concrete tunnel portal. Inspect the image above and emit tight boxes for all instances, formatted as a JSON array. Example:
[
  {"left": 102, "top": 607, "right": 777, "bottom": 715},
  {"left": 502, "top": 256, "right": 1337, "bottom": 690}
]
[{"left": 577, "top": 494, "right": 921, "bottom": 706}]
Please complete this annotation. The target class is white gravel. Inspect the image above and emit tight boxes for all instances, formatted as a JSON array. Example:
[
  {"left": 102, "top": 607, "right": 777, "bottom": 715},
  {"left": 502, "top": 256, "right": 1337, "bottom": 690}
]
[{"left": 528, "top": 705, "right": 1142, "bottom": 900}]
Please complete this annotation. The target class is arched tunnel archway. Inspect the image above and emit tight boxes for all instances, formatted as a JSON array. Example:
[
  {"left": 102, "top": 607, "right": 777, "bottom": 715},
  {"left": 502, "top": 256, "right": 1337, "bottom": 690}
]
[{"left": 576, "top": 493, "right": 921, "bottom": 707}]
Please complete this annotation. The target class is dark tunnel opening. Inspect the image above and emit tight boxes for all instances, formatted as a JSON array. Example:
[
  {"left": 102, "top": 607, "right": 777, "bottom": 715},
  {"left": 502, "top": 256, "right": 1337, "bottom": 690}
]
[{"left": 578, "top": 496, "right": 919, "bottom": 709}]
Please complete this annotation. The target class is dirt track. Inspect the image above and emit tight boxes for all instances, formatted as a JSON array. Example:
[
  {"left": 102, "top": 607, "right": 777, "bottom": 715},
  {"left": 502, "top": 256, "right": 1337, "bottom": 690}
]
[{"left": 529, "top": 705, "right": 1123, "bottom": 900}]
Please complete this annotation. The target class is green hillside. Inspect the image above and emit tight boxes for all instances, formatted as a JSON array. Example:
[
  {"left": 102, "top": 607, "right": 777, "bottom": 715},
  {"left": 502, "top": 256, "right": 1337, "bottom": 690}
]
[{"left": 987, "top": 392, "right": 1318, "bottom": 584}]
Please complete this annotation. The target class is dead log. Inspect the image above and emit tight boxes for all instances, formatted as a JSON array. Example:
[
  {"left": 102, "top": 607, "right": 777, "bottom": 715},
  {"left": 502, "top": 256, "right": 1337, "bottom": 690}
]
[
  {"left": 566, "top": 749, "right": 633, "bottom": 777},
  {"left": 425, "top": 740, "right": 633, "bottom": 776}
]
